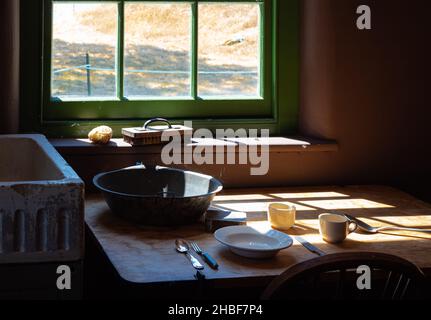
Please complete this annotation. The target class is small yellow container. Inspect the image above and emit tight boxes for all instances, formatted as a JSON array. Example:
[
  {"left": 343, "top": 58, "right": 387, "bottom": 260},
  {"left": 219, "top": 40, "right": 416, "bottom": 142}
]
[{"left": 267, "top": 203, "right": 296, "bottom": 231}]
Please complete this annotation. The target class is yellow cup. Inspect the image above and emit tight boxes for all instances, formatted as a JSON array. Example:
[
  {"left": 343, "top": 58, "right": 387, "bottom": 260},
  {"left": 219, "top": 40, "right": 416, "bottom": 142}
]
[{"left": 267, "top": 203, "right": 296, "bottom": 231}]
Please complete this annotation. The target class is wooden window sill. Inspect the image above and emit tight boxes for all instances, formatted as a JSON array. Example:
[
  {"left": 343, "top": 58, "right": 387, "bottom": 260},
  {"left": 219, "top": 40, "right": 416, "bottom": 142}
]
[{"left": 50, "top": 136, "right": 338, "bottom": 155}]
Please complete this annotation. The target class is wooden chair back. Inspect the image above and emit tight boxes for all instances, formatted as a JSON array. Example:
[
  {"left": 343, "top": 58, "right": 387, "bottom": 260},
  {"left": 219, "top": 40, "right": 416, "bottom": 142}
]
[{"left": 262, "top": 252, "right": 426, "bottom": 300}]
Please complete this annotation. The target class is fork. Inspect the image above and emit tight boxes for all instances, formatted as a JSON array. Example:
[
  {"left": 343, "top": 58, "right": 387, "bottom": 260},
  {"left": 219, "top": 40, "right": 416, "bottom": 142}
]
[{"left": 190, "top": 241, "right": 219, "bottom": 270}]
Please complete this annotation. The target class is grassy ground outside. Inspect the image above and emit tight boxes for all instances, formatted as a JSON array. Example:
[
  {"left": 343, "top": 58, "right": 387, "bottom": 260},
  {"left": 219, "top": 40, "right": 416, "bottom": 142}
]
[{"left": 52, "top": 2, "right": 260, "bottom": 98}]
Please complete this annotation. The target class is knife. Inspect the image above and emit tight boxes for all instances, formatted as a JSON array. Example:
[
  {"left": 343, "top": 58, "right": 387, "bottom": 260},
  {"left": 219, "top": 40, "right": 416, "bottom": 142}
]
[{"left": 295, "top": 236, "right": 326, "bottom": 256}]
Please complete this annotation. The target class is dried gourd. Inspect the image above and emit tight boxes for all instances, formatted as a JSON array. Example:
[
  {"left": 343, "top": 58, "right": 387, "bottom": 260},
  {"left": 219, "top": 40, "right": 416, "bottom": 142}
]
[{"left": 88, "top": 126, "right": 113, "bottom": 144}]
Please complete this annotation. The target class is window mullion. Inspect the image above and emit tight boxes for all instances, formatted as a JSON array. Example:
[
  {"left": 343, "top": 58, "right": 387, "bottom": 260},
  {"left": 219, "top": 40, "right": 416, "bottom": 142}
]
[
  {"left": 117, "top": 1, "right": 125, "bottom": 100},
  {"left": 259, "top": 1, "right": 266, "bottom": 99},
  {"left": 191, "top": 1, "right": 198, "bottom": 99}
]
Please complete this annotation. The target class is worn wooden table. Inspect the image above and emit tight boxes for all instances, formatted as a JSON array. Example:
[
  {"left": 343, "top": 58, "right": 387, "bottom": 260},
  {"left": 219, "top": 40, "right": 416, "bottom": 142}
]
[{"left": 85, "top": 185, "right": 431, "bottom": 290}]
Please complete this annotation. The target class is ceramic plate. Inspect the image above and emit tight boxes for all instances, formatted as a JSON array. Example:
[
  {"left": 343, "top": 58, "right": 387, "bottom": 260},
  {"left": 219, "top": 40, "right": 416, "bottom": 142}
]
[{"left": 214, "top": 226, "right": 293, "bottom": 259}]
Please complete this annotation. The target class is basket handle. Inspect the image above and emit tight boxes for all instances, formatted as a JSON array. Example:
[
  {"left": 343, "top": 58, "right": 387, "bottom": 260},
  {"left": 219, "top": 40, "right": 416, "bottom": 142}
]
[{"left": 143, "top": 118, "right": 173, "bottom": 130}]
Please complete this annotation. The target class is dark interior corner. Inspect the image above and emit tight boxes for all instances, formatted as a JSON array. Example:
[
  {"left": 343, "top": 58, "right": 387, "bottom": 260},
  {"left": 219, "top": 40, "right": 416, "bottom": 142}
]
[
  {"left": 298, "top": 0, "right": 429, "bottom": 202},
  {"left": 0, "top": 0, "right": 430, "bottom": 304}
]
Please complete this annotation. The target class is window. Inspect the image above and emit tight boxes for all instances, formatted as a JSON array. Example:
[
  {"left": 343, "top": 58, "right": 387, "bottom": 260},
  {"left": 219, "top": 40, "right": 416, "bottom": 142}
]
[{"left": 21, "top": 0, "right": 299, "bottom": 136}]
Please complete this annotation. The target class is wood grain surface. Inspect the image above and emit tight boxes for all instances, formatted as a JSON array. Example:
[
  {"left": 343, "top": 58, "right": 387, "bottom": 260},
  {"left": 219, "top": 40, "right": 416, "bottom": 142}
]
[{"left": 85, "top": 185, "right": 431, "bottom": 285}]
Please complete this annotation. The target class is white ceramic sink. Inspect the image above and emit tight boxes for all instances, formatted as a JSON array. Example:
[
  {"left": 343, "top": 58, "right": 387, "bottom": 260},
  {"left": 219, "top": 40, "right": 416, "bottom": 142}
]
[{"left": 0, "top": 134, "right": 84, "bottom": 264}]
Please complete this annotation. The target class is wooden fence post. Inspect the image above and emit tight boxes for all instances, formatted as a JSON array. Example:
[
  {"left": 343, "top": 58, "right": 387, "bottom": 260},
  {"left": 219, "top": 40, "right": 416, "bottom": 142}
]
[{"left": 86, "top": 52, "right": 92, "bottom": 96}]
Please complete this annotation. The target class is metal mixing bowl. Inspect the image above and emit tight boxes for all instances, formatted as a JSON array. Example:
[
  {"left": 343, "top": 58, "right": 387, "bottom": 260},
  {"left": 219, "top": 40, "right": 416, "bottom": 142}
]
[{"left": 93, "top": 165, "right": 223, "bottom": 226}]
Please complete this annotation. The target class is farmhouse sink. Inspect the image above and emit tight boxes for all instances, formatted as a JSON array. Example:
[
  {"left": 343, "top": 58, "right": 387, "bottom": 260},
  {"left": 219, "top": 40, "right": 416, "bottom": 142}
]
[
  {"left": 94, "top": 165, "right": 223, "bottom": 226},
  {"left": 0, "top": 134, "right": 84, "bottom": 264}
]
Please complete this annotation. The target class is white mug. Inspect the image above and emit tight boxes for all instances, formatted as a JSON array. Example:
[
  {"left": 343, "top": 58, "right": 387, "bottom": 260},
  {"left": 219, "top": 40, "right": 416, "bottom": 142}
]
[{"left": 319, "top": 213, "right": 358, "bottom": 243}]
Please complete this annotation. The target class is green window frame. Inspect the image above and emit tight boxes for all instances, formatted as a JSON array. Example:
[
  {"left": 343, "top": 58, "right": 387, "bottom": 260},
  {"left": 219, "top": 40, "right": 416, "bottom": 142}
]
[{"left": 20, "top": 0, "right": 299, "bottom": 137}]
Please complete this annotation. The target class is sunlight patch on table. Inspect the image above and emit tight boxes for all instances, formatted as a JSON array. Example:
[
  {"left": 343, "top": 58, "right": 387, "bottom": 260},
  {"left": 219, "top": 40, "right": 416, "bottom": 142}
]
[
  {"left": 299, "top": 198, "right": 394, "bottom": 210},
  {"left": 215, "top": 201, "right": 315, "bottom": 213},
  {"left": 269, "top": 191, "right": 349, "bottom": 199},
  {"left": 214, "top": 194, "right": 273, "bottom": 201}
]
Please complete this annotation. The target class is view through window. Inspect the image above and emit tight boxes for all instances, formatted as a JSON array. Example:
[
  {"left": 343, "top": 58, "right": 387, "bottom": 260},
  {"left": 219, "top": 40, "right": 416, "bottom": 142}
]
[{"left": 51, "top": 1, "right": 261, "bottom": 100}]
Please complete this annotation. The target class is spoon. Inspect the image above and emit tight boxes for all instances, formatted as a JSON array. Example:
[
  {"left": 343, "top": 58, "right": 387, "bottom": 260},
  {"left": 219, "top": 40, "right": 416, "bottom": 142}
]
[
  {"left": 175, "top": 239, "right": 204, "bottom": 270},
  {"left": 344, "top": 214, "right": 431, "bottom": 234}
]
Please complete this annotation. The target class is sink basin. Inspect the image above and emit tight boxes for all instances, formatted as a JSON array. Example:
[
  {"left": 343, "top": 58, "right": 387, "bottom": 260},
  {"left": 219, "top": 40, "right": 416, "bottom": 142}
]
[
  {"left": 93, "top": 165, "right": 223, "bottom": 226},
  {"left": 0, "top": 134, "right": 84, "bottom": 264}
]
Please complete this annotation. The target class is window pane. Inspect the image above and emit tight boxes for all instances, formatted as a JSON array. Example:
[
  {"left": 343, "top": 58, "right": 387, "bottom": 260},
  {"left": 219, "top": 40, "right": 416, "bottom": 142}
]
[
  {"left": 51, "top": 3, "right": 117, "bottom": 98},
  {"left": 198, "top": 3, "right": 261, "bottom": 97},
  {"left": 124, "top": 3, "right": 192, "bottom": 98}
]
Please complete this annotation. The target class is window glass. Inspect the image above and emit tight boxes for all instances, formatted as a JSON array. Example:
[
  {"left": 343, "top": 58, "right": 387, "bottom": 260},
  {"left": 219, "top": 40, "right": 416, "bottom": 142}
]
[
  {"left": 51, "top": 2, "right": 118, "bottom": 98},
  {"left": 198, "top": 3, "right": 261, "bottom": 97},
  {"left": 124, "top": 3, "right": 192, "bottom": 98}
]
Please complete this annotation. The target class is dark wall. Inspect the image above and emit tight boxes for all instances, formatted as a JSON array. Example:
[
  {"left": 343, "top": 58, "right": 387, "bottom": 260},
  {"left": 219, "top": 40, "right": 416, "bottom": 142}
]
[
  {"left": 0, "top": 0, "right": 20, "bottom": 134},
  {"left": 298, "top": 0, "right": 430, "bottom": 199},
  {"left": 56, "top": 0, "right": 430, "bottom": 201},
  {"left": 1, "top": 0, "right": 429, "bottom": 200}
]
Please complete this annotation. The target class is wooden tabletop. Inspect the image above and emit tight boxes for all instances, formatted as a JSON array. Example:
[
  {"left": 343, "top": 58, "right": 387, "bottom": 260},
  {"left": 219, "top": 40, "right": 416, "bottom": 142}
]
[{"left": 85, "top": 185, "right": 431, "bottom": 286}]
